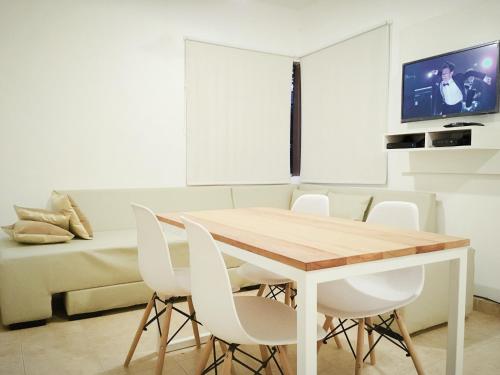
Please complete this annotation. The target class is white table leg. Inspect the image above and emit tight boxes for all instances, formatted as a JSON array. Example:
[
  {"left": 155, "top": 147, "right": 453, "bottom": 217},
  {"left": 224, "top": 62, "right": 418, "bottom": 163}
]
[
  {"left": 297, "top": 275, "right": 318, "bottom": 375},
  {"left": 446, "top": 250, "right": 467, "bottom": 375}
]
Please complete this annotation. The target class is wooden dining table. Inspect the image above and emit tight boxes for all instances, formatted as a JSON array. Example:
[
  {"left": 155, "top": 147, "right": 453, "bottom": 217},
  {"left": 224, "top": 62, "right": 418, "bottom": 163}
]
[{"left": 157, "top": 207, "right": 470, "bottom": 375}]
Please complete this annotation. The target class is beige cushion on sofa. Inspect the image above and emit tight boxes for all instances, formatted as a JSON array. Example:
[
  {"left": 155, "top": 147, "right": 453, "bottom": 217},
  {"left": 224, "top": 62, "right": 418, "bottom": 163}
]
[
  {"left": 328, "top": 192, "right": 373, "bottom": 221},
  {"left": 68, "top": 195, "right": 93, "bottom": 237},
  {"left": 51, "top": 191, "right": 93, "bottom": 239},
  {"left": 60, "top": 186, "right": 234, "bottom": 232},
  {"left": 300, "top": 184, "right": 437, "bottom": 232},
  {"left": 290, "top": 189, "right": 328, "bottom": 208},
  {"left": 232, "top": 185, "right": 294, "bottom": 209},
  {"left": 15, "top": 205, "right": 71, "bottom": 230},
  {"left": 1, "top": 220, "right": 74, "bottom": 244}
]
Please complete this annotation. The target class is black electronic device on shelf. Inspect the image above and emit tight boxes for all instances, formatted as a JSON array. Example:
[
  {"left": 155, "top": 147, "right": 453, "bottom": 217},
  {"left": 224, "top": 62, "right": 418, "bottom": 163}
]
[
  {"left": 387, "top": 135, "right": 425, "bottom": 149},
  {"left": 443, "top": 122, "right": 484, "bottom": 128},
  {"left": 432, "top": 131, "right": 472, "bottom": 147}
]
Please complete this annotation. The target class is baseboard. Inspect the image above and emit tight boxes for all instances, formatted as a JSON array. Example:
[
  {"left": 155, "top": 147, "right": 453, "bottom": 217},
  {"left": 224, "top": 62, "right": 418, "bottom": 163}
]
[
  {"left": 473, "top": 296, "right": 500, "bottom": 316},
  {"left": 474, "top": 284, "right": 500, "bottom": 303}
]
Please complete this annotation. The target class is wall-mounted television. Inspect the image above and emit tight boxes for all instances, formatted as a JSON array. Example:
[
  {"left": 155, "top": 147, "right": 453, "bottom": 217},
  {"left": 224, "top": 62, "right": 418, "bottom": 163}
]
[{"left": 401, "top": 41, "right": 499, "bottom": 123}]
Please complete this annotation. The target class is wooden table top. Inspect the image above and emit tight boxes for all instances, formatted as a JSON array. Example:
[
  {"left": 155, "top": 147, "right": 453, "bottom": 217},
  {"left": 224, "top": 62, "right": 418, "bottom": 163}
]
[{"left": 157, "top": 207, "right": 469, "bottom": 271}]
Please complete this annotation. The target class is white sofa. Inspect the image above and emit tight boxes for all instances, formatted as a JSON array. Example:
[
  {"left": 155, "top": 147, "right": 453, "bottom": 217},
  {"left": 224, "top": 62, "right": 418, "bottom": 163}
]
[{"left": 0, "top": 184, "right": 474, "bottom": 333}]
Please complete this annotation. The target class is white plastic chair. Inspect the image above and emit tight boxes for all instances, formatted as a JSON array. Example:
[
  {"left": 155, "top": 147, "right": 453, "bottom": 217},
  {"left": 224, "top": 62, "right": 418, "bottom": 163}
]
[
  {"left": 182, "top": 216, "right": 327, "bottom": 375},
  {"left": 238, "top": 194, "right": 330, "bottom": 306},
  {"left": 317, "top": 201, "right": 425, "bottom": 375},
  {"left": 124, "top": 204, "right": 201, "bottom": 375}
]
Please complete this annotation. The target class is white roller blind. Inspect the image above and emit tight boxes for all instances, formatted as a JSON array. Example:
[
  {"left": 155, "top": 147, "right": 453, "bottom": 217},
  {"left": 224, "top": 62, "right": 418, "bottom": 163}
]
[
  {"left": 186, "top": 41, "right": 293, "bottom": 185},
  {"left": 300, "top": 25, "right": 390, "bottom": 184}
]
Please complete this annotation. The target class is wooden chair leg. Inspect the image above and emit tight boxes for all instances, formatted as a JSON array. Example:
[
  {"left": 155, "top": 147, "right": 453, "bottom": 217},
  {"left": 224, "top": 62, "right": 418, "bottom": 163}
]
[
  {"left": 317, "top": 316, "right": 332, "bottom": 352},
  {"left": 277, "top": 346, "right": 293, "bottom": 375},
  {"left": 394, "top": 310, "right": 425, "bottom": 375},
  {"left": 355, "top": 318, "right": 365, "bottom": 375},
  {"left": 195, "top": 336, "right": 214, "bottom": 375},
  {"left": 124, "top": 293, "right": 156, "bottom": 367},
  {"left": 329, "top": 317, "right": 343, "bottom": 349},
  {"left": 259, "top": 345, "right": 273, "bottom": 375},
  {"left": 155, "top": 303, "right": 173, "bottom": 375},
  {"left": 222, "top": 350, "right": 233, "bottom": 375},
  {"left": 285, "top": 283, "right": 292, "bottom": 306},
  {"left": 257, "top": 284, "right": 267, "bottom": 297},
  {"left": 317, "top": 339, "right": 324, "bottom": 353},
  {"left": 219, "top": 341, "right": 228, "bottom": 354},
  {"left": 187, "top": 296, "right": 201, "bottom": 349},
  {"left": 365, "top": 317, "right": 376, "bottom": 365},
  {"left": 317, "top": 315, "right": 342, "bottom": 352}
]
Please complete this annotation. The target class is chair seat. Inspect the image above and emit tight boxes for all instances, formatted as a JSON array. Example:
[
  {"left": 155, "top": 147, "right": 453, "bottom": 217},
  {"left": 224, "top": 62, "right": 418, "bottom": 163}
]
[
  {"left": 157, "top": 268, "right": 241, "bottom": 298},
  {"left": 317, "top": 277, "right": 421, "bottom": 319},
  {"left": 237, "top": 263, "right": 291, "bottom": 286},
  {"left": 234, "top": 295, "right": 326, "bottom": 346},
  {"left": 156, "top": 267, "right": 191, "bottom": 298}
]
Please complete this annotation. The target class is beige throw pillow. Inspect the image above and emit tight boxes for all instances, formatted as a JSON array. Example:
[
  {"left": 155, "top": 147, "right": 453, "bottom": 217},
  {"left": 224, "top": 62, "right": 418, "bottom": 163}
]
[
  {"left": 51, "top": 191, "right": 93, "bottom": 239},
  {"left": 1, "top": 220, "right": 74, "bottom": 244},
  {"left": 14, "top": 205, "right": 71, "bottom": 230},
  {"left": 328, "top": 192, "right": 373, "bottom": 221},
  {"left": 290, "top": 189, "right": 328, "bottom": 208}
]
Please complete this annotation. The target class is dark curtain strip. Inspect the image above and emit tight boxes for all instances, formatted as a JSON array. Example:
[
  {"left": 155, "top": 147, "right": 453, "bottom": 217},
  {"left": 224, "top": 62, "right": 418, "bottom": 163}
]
[{"left": 291, "top": 62, "right": 302, "bottom": 176}]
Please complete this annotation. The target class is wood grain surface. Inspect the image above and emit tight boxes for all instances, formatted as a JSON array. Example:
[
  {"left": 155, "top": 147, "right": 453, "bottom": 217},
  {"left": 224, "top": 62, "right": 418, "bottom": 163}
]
[{"left": 157, "top": 207, "right": 469, "bottom": 271}]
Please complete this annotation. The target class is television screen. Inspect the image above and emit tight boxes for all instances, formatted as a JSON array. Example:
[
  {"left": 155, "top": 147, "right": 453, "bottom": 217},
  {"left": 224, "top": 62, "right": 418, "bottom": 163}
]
[{"left": 402, "top": 42, "right": 499, "bottom": 123}]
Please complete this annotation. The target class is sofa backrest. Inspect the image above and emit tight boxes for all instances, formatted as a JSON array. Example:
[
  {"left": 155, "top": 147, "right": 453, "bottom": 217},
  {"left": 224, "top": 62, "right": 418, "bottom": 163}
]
[
  {"left": 231, "top": 185, "right": 294, "bottom": 209},
  {"left": 60, "top": 187, "right": 234, "bottom": 231},
  {"left": 299, "top": 184, "right": 437, "bottom": 232},
  {"left": 59, "top": 184, "right": 437, "bottom": 233}
]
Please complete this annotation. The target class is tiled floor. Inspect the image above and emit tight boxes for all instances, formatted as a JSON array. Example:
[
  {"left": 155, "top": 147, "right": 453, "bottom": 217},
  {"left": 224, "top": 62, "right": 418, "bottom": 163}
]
[{"left": 1, "top": 299, "right": 499, "bottom": 375}]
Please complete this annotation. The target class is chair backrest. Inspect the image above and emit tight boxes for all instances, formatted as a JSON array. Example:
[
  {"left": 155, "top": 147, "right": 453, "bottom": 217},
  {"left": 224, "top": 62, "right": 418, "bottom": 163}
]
[
  {"left": 366, "top": 201, "right": 419, "bottom": 230},
  {"left": 291, "top": 194, "right": 329, "bottom": 216},
  {"left": 131, "top": 203, "right": 176, "bottom": 295},
  {"left": 182, "top": 216, "right": 254, "bottom": 344},
  {"left": 363, "top": 201, "right": 424, "bottom": 299}
]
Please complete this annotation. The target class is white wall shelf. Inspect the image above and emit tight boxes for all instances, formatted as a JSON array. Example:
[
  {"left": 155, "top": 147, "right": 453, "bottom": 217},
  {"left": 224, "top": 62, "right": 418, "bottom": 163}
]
[{"left": 385, "top": 126, "right": 500, "bottom": 151}]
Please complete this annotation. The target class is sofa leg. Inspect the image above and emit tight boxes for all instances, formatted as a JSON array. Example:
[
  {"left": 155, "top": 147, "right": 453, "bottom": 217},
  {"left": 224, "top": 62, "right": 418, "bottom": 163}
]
[
  {"left": 68, "top": 311, "right": 103, "bottom": 321},
  {"left": 8, "top": 319, "right": 47, "bottom": 330}
]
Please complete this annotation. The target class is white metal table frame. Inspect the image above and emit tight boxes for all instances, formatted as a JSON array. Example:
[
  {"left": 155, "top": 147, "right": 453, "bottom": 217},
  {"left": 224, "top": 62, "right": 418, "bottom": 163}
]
[{"left": 216, "top": 242, "right": 468, "bottom": 375}]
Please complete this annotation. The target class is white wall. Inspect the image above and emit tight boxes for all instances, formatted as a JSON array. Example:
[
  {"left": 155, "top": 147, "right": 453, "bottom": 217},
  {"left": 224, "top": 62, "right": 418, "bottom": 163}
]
[
  {"left": 0, "top": 0, "right": 300, "bottom": 224},
  {"left": 391, "top": 0, "right": 500, "bottom": 303},
  {"left": 299, "top": 0, "right": 500, "bottom": 302},
  {"left": 297, "top": 0, "right": 473, "bottom": 56}
]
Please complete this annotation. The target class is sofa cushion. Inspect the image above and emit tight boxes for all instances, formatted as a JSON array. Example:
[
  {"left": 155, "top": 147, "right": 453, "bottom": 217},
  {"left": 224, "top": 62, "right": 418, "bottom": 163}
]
[
  {"left": 51, "top": 191, "right": 93, "bottom": 239},
  {"left": 15, "top": 205, "right": 71, "bottom": 230},
  {"left": 232, "top": 185, "right": 294, "bottom": 209},
  {"left": 300, "top": 184, "right": 437, "bottom": 232},
  {"left": 60, "top": 187, "right": 234, "bottom": 232},
  {"left": 1, "top": 221, "right": 74, "bottom": 244},
  {"left": 328, "top": 192, "right": 373, "bottom": 221}
]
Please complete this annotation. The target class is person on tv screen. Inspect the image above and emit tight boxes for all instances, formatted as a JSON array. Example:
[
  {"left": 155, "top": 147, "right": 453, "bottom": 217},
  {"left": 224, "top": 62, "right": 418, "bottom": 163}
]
[
  {"left": 464, "top": 73, "right": 486, "bottom": 111},
  {"left": 431, "top": 62, "right": 493, "bottom": 115}
]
